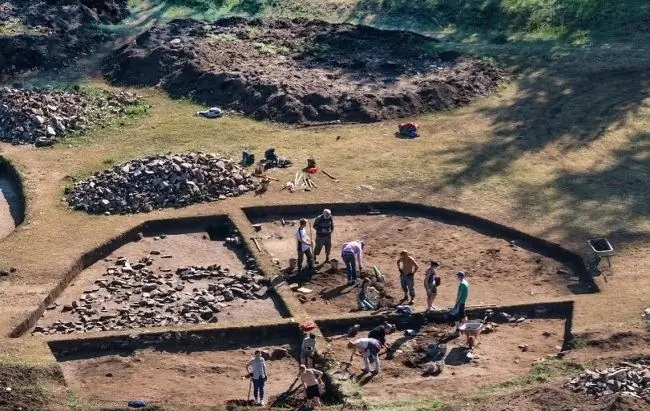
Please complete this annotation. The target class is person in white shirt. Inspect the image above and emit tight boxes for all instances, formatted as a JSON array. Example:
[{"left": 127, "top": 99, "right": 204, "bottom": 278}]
[
  {"left": 347, "top": 337, "right": 381, "bottom": 374},
  {"left": 301, "top": 333, "right": 317, "bottom": 367},
  {"left": 245, "top": 350, "right": 267, "bottom": 406},
  {"left": 295, "top": 218, "right": 314, "bottom": 275},
  {"left": 341, "top": 240, "right": 364, "bottom": 285}
]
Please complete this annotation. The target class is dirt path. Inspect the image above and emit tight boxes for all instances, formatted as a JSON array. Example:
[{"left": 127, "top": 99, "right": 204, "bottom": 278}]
[{"left": 0, "top": 175, "right": 22, "bottom": 239}]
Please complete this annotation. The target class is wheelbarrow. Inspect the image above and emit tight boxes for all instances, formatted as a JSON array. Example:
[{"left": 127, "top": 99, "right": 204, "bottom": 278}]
[{"left": 458, "top": 322, "right": 485, "bottom": 349}]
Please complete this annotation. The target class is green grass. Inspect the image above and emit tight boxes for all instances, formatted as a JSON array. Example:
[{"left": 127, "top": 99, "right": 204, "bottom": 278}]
[
  {"left": 369, "top": 398, "right": 444, "bottom": 411},
  {"left": 492, "top": 359, "right": 584, "bottom": 390}
]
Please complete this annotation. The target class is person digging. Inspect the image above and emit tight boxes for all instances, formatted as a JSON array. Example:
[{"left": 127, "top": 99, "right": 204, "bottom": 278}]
[
  {"left": 301, "top": 333, "right": 317, "bottom": 368},
  {"left": 298, "top": 364, "right": 323, "bottom": 408},
  {"left": 347, "top": 337, "right": 382, "bottom": 375},
  {"left": 341, "top": 239, "right": 364, "bottom": 285},
  {"left": 313, "top": 209, "right": 334, "bottom": 265},
  {"left": 245, "top": 350, "right": 267, "bottom": 406},
  {"left": 396, "top": 250, "right": 419, "bottom": 304},
  {"left": 368, "top": 322, "right": 396, "bottom": 354},
  {"left": 295, "top": 218, "right": 315, "bottom": 280}
]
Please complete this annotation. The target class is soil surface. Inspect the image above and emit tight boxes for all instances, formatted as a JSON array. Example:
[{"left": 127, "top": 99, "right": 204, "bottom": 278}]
[
  {"left": 59, "top": 344, "right": 302, "bottom": 409},
  {"left": 253, "top": 214, "right": 576, "bottom": 317},
  {"left": 35, "top": 232, "right": 285, "bottom": 334},
  {"left": 0, "top": 174, "right": 22, "bottom": 239},
  {"left": 0, "top": 1, "right": 128, "bottom": 77},
  {"left": 103, "top": 17, "right": 505, "bottom": 124},
  {"left": 325, "top": 319, "right": 566, "bottom": 405}
]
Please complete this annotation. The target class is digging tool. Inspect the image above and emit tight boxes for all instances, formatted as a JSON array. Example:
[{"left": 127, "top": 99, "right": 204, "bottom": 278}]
[
  {"left": 322, "top": 170, "right": 340, "bottom": 182},
  {"left": 247, "top": 376, "right": 252, "bottom": 403},
  {"left": 252, "top": 237, "right": 262, "bottom": 252}
]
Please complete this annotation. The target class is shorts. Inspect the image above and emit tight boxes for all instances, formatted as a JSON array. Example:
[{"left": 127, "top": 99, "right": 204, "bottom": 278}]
[
  {"left": 306, "top": 384, "right": 320, "bottom": 399},
  {"left": 426, "top": 285, "right": 437, "bottom": 295}
]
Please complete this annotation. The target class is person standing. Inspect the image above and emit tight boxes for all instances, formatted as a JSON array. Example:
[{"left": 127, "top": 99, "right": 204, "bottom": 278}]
[
  {"left": 347, "top": 337, "right": 382, "bottom": 374},
  {"left": 424, "top": 261, "right": 440, "bottom": 312},
  {"left": 295, "top": 218, "right": 314, "bottom": 275},
  {"left": 298, "top": 365, "right": 323, "bottom": 408},
  {"left": 453, "top": 271, "right": 469, "bottom": 328},
  {"left": 396, "top": 250, "right": 419, "bottom": 304},
  {"left": 301, "top": 333, "right": 317, "bottom": 368},
  {"left": 313, "top": 209, "right": 334, "bottom": 264},
  {"left": 245, "top": 350, "right": 267, "bottom": 406},
  {"left": 341, "top": 240, "right": 364, "bottom": 285}
]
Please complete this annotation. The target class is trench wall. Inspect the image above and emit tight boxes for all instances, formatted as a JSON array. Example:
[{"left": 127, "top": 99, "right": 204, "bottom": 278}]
[
  {"left": 10, "top": 214, "right": 291, "bottom": 338},
  {"left": 0, "top": 155, "right": 26, "bottom": 227}
]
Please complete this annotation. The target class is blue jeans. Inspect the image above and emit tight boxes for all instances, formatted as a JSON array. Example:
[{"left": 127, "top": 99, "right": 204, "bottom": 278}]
[
  {"left": 252, "top": 377, "right": 265, "bottom": 400},
  {"left": 342, "top": 253, "right": 356, "bottom": 283},
  {"left": 400, "top": 273, "right": 415, "bottom": 298},
  {"left": 358, "top": 294, "right": 377, "bottom": 310}
]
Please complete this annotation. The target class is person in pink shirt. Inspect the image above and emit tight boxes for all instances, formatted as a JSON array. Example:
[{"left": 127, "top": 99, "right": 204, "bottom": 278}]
[{"left": 340, "top": 240, "right": 364, "bottom": 285}]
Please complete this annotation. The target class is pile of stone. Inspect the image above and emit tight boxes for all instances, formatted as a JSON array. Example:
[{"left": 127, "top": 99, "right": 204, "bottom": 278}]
[
  {"left": 0, "top": 87, "right": 141, "bottom": 146},
  {"left": 66, "top": 153, "right": 258, "bottom": 214},
  {"left": 564, "top": 360, "right": 650, "bottom": 402},
  {"left": 33, "top": 254, "right": 270, "bottom": 335}
]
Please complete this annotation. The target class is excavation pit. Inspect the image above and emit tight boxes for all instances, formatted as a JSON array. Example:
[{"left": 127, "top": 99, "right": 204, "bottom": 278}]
[
  {"left": 244, "top": 202, "right": 591, "bottom": 319},
  {"left": 31, "top": 219, "right": 288, "bottom": 336},
  {"left": 319, "top": 304, "right": 572, "bottom": 406},
  {"left": 52, "top": 335, "right": 313, "bottom": 410},
  {"left": 0, "top": 157, "right": 25, "bottom": 241}
]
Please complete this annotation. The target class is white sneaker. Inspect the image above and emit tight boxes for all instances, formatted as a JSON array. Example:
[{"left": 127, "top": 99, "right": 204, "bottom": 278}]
[
  {"left": 259, "top": 399, "right": 265, "bottom": 406},
  {"left": 253, "top": 399, "right": 260, "bottom": 405}
]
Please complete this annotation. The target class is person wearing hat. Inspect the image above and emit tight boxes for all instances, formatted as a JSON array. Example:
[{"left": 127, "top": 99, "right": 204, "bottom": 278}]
[
  {"left": 296, "top": 218, "right": 315, "bottom": 275},
  {"left": 453, "top": 271, "right": 469, "bottom": 327},
  {"left": 313, "top": 209, "right": 334, "bottom": 264},
  {"left": 340, "top": 240, "right": 364, "bottom": 285},
  {"left": 396, "top": 250, "right": 419, "bottom": 304},
  {"left": 424, "top": 261, "right": 441, "bottom": 312}
]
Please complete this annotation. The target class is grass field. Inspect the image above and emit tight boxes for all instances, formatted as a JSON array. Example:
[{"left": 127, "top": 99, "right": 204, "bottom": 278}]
[{"left": 0, "top": 1, "right": 649, "bottom": 409}]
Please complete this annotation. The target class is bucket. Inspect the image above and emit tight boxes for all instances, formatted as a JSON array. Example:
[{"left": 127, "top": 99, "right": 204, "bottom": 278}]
[{"left": 329, "top": 259, "right": 339, "bottom": 270}]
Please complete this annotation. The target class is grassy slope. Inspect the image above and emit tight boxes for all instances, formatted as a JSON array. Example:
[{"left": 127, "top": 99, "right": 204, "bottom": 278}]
[{"left": 1, "top": 1, "right": 649, "bottom": 410}]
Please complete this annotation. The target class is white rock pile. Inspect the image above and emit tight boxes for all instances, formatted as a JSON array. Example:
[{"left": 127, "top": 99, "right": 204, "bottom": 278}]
[
  {"left": 0, "top": 87, "right": 141, "bottom": 146},
  {"left": 33, "top": 254, "right": 270, "bottom": 335},
  {"left": 66, "top": 153, "right": 258, "bottom": 214},
  {"left": 564, "top": 360, "right": 650, "bottom": 402}
]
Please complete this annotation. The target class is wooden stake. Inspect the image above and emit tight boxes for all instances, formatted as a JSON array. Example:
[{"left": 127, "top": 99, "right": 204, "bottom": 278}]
[
  {"left": 322, "top": 170, "right": 340, "bottom": 182},
  {"left": 252, "top": 237, "right": 262, "bottom": 252}
]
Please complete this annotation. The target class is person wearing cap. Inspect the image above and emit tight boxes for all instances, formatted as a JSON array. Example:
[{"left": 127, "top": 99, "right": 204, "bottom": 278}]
[
  {"left": 424, "top": 261, "right": 440, "bottom": 312},
  {"left": 397, "top": 250, "right": 419, "bottom": 304},
  {"left": 347, "top": 337, "right": 382, "bottom": 374},
  {"left": 453, "top": 271, "right": 469, "bottom": 327},
  {"left": 296, "top": 218, "right": 314, "bottom": 275},
  {"left": 341, "top": 240, "right": 364, "bottom": 285},
  {"left": 313, "top": 209, "right": 334, "bottom": 264},
  {"left": 245, "top": 350, "right": 267, "bottom": 406},
  {"left": 367, "top": 322, "right": 396, "bottom": 351}
]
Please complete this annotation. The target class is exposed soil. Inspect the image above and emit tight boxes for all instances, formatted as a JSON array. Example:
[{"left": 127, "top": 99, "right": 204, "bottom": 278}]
[
  {"left": 0, "top": 174, "right": 22, "bottom": 239},
  {"left": 34, "top": 231, "right": 286, "bottom": 334},
  {"left": 0, "top": 364, "right": 64, "bottom": 411},
  {"left": 0, "top": 1, "right": 128, "bottom": 77},
  {"left": 325, "top": 319, "right": 566, "bottom": 405},
  {"left": 103, "top": 17, "right": 505, "bottom": 124},
  {"left": 253, "top": 214, "right": 576, "bottom": 317},
  {"left": 59, "top": 344, "right": 302, "bottom": 409}
]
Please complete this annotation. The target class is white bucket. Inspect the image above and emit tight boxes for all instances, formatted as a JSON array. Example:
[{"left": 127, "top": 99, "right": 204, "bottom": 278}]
[{"left": 329, "top": 259, "right": 339, "bottom": 270}]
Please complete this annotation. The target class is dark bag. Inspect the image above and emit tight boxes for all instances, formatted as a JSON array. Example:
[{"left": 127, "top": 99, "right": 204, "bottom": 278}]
[{"left": 435, "top": 276, "right": 441, "bottom": 286}]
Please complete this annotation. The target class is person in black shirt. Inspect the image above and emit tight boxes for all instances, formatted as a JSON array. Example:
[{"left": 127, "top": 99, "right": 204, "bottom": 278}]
[
  {"left": 367, "top": 322, "right": 395, "bottom": 349},
  {"left": 313, "top": 209, "right": 334, "bottom": 263}
]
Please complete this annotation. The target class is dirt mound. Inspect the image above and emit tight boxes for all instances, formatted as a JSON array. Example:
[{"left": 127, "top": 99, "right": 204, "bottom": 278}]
[
  {"left": 0, "top": 86, "right": 142, "bottom": 146},
  {"left": 0, "top": 364, "right": 64, "bottom": 411},
  {"left": 103, "top": 17, "right": 505, "bottom": 124},
  {"left": 0, "top": 0, "right": 128, "bottom": 77},
  {"left": 66, "top": 152, "right": 259, "bottom": 214}
]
